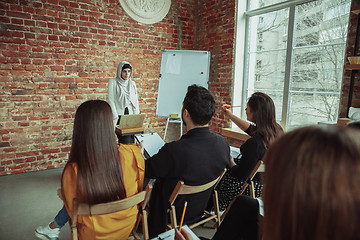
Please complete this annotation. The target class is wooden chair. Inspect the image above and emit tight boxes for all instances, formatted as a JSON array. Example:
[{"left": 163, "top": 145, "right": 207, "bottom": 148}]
[
  {"left": 220, "top": 161, "right": 265, "bottom": 221},
  {"left": 240, "top": 160, "right": 265, "bottom": 198},
  {"left": 168, "top": 169, "right": 226, "bottom": 230},
  {"left": 71, "top": 184, "right": 153, "bottom": 240}
]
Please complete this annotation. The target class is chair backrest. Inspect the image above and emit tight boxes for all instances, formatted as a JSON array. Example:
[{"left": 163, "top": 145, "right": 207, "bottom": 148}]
[
  {"left": 239, "top": 160, "right": 265, "bottom": 198},
  {"left": 168, "top": 169, "right": 227, "bottom": 229},
  {"left": 71, "top": 184, "right": 152, "bottom": 240},
  {"left": 220, "top": 161, "right": 265, "bottom": 222}
]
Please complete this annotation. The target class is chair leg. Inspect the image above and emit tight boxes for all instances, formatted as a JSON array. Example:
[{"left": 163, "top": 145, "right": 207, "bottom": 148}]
[
  {"left": 131, "top": 211, "right": 142, "bottom": 240},
  {"left": 71, "top": 199, "right": 79, "bottom": 240},
  {"left": 142, "top": 210, "right": 149, "bottom": 240},
  {"left": 250, "top": 182, "right": 255, "bottom": 198},
  {"left": 132, "top": 231, "right": 140, "bottom": 240},
  {"left": 169, "top": 205, "right": 177, "bottom": 229},
  {"left": 213, "top": 191, "right": 221, "bottom": 228},
  {"left": 71, "top": 226, "right": 78, "bottom": 240}
]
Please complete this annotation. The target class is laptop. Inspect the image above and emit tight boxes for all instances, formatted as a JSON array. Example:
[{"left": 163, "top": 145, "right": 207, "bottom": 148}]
[{"left": 116, "top": 113, "right": 146, "bottom": 130}]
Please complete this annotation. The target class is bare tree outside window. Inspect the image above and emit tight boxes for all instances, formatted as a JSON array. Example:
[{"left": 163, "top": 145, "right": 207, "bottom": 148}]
[
  {"left": 245, "top": 0, "right": 350, "bottom": 129},
  {"left": 289, "top": 0, "right": 350, "bottom": 127}
]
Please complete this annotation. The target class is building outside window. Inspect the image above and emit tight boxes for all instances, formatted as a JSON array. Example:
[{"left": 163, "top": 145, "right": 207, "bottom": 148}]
[{"left": 234, "top": 0, "right": 351, "bottom": 130}]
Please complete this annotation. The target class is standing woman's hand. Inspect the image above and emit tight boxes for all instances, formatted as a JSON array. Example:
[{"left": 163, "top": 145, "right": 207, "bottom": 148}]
[
  {"left": 221, "top": 103, "right": 250, "bottom": 131},
  {"left": 222, "top": 104, "right": 232, "bottom": 116}
]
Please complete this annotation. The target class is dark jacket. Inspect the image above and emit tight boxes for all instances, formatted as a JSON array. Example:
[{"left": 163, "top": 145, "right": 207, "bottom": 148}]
[{"left": 145, "top": 127, "right": 230, "bottom": 238}]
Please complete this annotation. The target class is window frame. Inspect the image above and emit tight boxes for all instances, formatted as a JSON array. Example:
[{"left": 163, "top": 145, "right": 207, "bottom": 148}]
[{"left": 233, "top": 0, "right": 349, "bottom": 130}]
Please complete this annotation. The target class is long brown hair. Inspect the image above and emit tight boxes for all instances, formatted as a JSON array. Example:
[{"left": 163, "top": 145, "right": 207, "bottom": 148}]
[
  {"left": 263, "top": 126, "right": 360, "bottom": 240},
  {"left": 247, "top": 92, "right": 283, "bottom": 148},
  {"left": 64, "top": 100, "right": 126, "bottom": 204}
]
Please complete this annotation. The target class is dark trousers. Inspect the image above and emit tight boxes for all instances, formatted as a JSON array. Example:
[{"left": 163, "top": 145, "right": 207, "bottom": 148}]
[{"left": 212, "top": 195, "right": 259, "bottom": 240}]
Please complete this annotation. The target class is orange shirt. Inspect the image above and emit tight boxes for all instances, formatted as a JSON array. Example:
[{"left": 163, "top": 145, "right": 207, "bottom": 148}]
[{"left": 62, "top": 144, "right": 145, "bottom": 240}]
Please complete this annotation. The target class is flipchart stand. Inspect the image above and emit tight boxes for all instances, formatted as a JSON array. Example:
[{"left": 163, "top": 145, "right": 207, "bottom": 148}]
[{"left": 163, "top": 117, "right": 183, "bottom": 141}]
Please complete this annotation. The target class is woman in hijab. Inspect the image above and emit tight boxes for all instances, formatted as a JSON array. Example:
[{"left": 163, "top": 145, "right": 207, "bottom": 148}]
[{"left": 108, "top": 61, "right": 140, "bottom": 143}]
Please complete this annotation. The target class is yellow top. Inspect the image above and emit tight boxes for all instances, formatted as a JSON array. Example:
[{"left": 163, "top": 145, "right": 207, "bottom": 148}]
[{"left": 62, "top": 144, "right": 145, "bottom": 240}]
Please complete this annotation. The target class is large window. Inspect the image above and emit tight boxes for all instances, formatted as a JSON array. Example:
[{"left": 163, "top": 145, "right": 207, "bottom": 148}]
[{"left": 235, "top": 0, "right": 351, "bottom": 130}]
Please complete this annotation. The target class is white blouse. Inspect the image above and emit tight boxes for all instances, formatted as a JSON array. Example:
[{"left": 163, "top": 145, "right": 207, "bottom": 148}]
[{"left": 108, "top": 61, "right": 139, "bottom": 119}]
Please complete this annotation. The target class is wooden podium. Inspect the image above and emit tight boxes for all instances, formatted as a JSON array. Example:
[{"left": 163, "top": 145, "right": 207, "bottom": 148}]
[
  {"left": 115, "top": 114, "right": 146, "bottom": 137},
  {"left": 115, "top": 127, "right": 145, "bottom": 136}
]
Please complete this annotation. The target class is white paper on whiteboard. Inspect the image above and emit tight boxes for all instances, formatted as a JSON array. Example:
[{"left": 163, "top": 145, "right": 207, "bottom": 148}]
[{"left": 165, "top": 54, "right": 182, "bottom": 74}]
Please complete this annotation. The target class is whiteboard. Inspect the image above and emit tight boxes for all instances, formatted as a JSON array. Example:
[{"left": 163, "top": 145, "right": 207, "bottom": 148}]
[{"left": 156, "top": 50, "right": 210, "bottom": 117}]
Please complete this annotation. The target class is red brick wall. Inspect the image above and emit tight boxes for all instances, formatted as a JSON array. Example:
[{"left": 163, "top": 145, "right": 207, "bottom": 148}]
[
  {"left": 3, "top": 0, "right": 356, "bottom": 175},
  {"left": 0, "top": 0, "right": 200, "bottom": 175},
  {"left": 196, "top": 0, "right": 236, "bottom": 134},
  {"left": 340, "top": 0, "right": 360, "bottom": 117}
]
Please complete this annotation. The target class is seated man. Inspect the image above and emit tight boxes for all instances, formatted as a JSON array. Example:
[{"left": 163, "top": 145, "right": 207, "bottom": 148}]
[{"left": 145, "top": 84, "right": 230, "bottom": 238}]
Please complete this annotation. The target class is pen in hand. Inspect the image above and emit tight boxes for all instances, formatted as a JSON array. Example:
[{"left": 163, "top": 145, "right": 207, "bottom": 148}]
[
  {"left": 222, "top": 104, "right": 241, "bottom": 110},
  {"left": 178, "top": 201, "right": 187, "bottom": 232}
]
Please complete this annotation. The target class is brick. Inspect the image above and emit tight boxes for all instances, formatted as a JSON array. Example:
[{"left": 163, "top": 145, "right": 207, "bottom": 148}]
[
  {"left": 3, "top": 147, "right": 16, "bottom": 153},
  {"left": 1, "top": 160, "right": 12, "bottom": 166},
  {"left": 23, "top": 6, "right": 35, "bottom": 14},
  {"left": 25, "top": 33, "right": 36, "bottom": 39},
  {"left": 13, "top": 158, "right": 25, "bottom": 164},
  {"left": 50, "top": 66, "right": 63, "bottom": 71},
  {"left": 7, "top": 11, "right": 31, "bottom": 19},
  {"left": 40, "top": 148, "right": 60, "bottom": 155},
  {"left": 16, "top": 151, "right": 39, "bottom": 158},
  {"left": 8, "top": 163, "right": 30, "bottom": 171},
  {"left": 25, "top": 157, "right": 36, "bottom": 163},
  {"left": 59, "top": 1, "right": 69, "bottom": 7},
  {"left": 11, "top": 18, "right": 23, "bottom": 25},
  {"left": 12, "top": 116, "right": 27, "bottom": 121}
]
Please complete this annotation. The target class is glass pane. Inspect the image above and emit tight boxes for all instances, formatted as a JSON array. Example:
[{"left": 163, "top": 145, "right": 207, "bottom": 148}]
[
  {"left": 292, "top": 45, "right": 346, "bottom": 91},
  {"left": 287, "top": 0, "right": 350, "bottom": 129},
  {"left": 288, "top": 93, "right": 340, "bottom": 129},
  {"left": 247, "top": 8, "right": 289, "bottom": 121},
  {"left": 295, "top": 0, "right": 350, "bottom": 47},
  {"left": 249, "top": 0, "right": 287, "bottom": 11}
]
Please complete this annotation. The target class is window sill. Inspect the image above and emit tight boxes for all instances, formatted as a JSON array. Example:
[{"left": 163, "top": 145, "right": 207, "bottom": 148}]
[{"left": 221, "top": 127, "right": 250, "bottom": 142}]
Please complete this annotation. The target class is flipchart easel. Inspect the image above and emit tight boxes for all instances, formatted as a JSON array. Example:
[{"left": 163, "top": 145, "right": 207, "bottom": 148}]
[{"left": 163, "top": 117, "right": 183, "bottom": 141}]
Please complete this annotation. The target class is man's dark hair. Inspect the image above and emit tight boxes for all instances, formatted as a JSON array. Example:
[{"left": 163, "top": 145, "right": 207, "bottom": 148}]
[{"left": 183, "top": 84, "right": 215, "bottom": 125}]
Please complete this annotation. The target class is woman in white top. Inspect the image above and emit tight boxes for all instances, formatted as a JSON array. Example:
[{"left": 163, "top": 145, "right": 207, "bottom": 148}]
[{"left": 108, "top": 61, "right": 140, "bottom": 143}]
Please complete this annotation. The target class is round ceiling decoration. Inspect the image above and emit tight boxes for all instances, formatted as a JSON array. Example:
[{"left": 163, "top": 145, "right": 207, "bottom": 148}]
[{"left": 119, "top": 0, "right": 171, "bottom": 25}]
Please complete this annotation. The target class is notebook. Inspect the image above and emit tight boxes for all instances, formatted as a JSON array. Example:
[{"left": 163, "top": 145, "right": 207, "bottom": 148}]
[
  {"left": 151, "top": 225, "right": 200, "bottom": 240},
  {"left": 135, "top": 132, "right": 166, "bottom": 159}
]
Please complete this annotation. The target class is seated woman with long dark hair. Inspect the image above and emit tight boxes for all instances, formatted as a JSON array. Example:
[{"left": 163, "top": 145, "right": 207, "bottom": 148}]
[
  {"left": 218, "top": 92, "right": 283, "bottom": 210},
  {"left": 61, "top": 100, "right": 144, "bottom": 240},
  {"left": 35, "top": 100, "right": 144, "bottom": 240}
]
